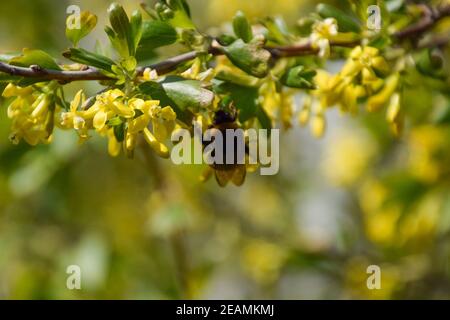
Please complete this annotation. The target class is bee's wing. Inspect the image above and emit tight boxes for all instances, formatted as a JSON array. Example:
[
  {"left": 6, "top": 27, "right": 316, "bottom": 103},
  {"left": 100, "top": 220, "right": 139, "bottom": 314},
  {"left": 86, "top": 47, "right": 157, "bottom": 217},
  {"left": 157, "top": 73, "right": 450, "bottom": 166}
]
[
  {"left": 231, "top": 165, "right": 246, "bottom": 186},
  {"left": 215, "top": 169, "right": 232, "bottom": 187}
]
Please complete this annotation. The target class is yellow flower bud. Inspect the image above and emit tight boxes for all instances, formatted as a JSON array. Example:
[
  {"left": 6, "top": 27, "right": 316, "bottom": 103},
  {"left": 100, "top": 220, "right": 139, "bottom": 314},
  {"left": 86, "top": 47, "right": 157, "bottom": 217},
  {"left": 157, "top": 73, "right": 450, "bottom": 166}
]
[
  {"left": 386, "top": 93, "right": 401, "bottom": 123},
  {"left": 143, "top": 68, "right": 158, "bottom": 81},
  {"left": 31, "top": 94, "right": 51, "bottom": 119}
]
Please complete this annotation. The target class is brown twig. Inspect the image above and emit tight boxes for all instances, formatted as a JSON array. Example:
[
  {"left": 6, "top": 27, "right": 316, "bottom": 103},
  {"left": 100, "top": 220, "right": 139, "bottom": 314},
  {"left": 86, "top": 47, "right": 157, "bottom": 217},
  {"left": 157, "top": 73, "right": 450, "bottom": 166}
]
[{"left": 394, "top": 3, "right": 450, "bottom": 39}]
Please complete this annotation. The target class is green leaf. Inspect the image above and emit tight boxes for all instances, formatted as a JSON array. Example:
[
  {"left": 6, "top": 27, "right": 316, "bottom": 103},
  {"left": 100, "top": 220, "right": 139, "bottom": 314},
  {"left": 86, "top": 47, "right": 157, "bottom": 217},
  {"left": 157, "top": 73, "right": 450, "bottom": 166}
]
[
  {"left": 317, "top": 3, "right": 361, "bottom": 33},
  {"left": 139, "top": 81, "right": 191, "bottom": 124},
  {"left": 415, "top": 49, "right": 446, "bottom": 79},
  {"left": 214, "top": 81, "right": 259, "bottom": 122},
  {"left": 233, "top": 11, "right": 253, "bottom": 43},
  {"left": 66, "top": 11, "right": 98, "bottom": 47},
  {"left": 222, "top": 39, "right": 271, "bottom": 78},
  {"left": 157, "top": 0, "right": 195, "bottom": 29},
  {"left": 281, "top": 65, "right": 317, "bottom": 89},
  {"left": 161, "top": 76, "right": 214, "bottom": 111},
  {"left": 63, "top": 48, "right": 115, "bottom": 72},
  {"left": 139, "top": 76, "right": 214, "bottom": 124},
  {"left": 139, "top": 20, "right": 178, "bottom": 50},
  {"left": 108, "top": 3, "right": 134, "bottom": 56},
  {"left": 10, "top": 49, "right": 61, "bottom": 70},
  {"left": 114, "top": 122, "right": 126, "bottom": 142}
]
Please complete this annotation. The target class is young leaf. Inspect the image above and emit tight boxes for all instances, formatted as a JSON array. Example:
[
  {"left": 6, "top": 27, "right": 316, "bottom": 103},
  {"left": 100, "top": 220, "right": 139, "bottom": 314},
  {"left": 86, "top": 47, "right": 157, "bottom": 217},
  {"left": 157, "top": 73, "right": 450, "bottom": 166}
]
[
  {"left": 222, "top": 39, "right": 271, "bottom": 78},
  {"left": 233, "top": 11, "right": 253, "bottom": 43},
  {"left": 66, "top": 11, "right": 98, "bottom": 47},
  {"left": 316, "top": 3, "right": 361, "bottom": 33},
  {"left": 108, "top": 3, "right": 134, "bottom": 56},
  {"left": 261, "top": 17, "right": 289, "bottom": 45},
  {"left": 281, "top": 65, "right": 317, "bottom": 89},
  {"left": 10, "top": 49, "right": 61, "bottom": 70},
  {"left": 160, "top": 0, "right": 195, "bottom": 29}
]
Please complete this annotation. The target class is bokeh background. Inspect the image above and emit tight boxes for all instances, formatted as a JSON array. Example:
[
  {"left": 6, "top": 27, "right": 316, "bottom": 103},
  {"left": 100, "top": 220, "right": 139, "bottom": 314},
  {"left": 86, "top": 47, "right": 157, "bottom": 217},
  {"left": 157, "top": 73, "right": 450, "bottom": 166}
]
[{"left": 1, "top": 0, "right": 450, "bottom": 299}]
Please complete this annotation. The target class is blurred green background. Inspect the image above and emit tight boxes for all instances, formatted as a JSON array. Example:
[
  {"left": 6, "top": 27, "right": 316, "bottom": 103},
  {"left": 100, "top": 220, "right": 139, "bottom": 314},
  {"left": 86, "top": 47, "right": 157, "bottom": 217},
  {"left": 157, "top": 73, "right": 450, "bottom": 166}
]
[{"left": 1, "top": 0, "right": 450, "bottom": 299}]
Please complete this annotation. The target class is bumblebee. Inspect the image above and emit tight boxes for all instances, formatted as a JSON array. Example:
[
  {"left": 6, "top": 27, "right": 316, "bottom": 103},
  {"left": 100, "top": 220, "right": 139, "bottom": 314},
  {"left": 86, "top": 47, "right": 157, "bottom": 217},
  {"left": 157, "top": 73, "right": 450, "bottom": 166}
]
[{"left": 202, "top": 105, "right": 248, "bottom": 187}]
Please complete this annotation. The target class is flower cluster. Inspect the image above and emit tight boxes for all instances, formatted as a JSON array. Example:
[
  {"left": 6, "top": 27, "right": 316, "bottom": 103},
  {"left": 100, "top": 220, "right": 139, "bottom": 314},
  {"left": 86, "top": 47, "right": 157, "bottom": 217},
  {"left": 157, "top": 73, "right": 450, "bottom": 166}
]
[
  {"left": 310, "top": 18, "right": 338, "bottom": 58},
  {"left": 3, "top": 83, "right": 55, "bottom": 146},
  {"left": 298, "top": 46, "right": 402, "bottom": 137},
  {"left": 3, "top": 83, "right": 177, "bottom": 159},
  {"left": 60, "top": 88, "right": 177, "bottom": 158}
]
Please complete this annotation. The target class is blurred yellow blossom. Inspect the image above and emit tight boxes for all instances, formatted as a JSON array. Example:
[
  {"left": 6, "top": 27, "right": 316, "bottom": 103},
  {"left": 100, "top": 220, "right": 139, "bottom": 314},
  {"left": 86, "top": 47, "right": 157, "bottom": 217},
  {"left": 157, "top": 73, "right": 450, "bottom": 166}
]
[
  {"left": 241, "top": 239, "right": 288, "bottom": 285},
  {"left": 322, "top": 127, "right": 377, "bottom": 186}
]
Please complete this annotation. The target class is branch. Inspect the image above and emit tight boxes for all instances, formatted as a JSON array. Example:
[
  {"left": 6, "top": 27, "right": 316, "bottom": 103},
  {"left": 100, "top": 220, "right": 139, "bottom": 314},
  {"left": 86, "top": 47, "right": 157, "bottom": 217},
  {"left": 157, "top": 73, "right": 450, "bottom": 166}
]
[
  {"left": 0, "top": 4, "right": 449, "bottom": 83},
  {"left": 0, "top": 62, "right": 110, "bottom": 81},
  {"left": 0, "top": 41, "right": 349, "bottom": 83},
  {"left": 394, "top": 3, "right": 450, "bottom": 39}
]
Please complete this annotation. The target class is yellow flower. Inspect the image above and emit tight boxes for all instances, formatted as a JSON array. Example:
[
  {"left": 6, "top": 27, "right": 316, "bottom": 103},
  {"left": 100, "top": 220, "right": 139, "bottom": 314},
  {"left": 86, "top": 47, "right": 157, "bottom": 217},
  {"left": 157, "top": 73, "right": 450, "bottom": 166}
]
[
  {"left": 2, "top": 83, "right": 33, "bottom": 98},
  {"left": 280, "top": 92, "right": 294, "bottom": 129},
  {"left": 60, "top": 90, "right": 90, "bottom": 141},
  {"left": 342, "top": 46, "right": 390, "bottom": 83},
  {"left": 4, "top": 88, "right": 54, "bottom": 146},
  {"left": 240, "top": 239, "right": 287, "bottom": 285},
  {"left": 313, "top": 70, "right": 343, "bottom": 108},
  {"left": 311, "top": 113, "right": 326, "bottom": 138},
  {"left": 298, "top": 96, "right": 311, "bottom": 126},
  {"left": 143, "top": 128, "right": 170, "bottom": 159},
  {"left": 260, "top": 79, "right": 280, "bottom": 122},
  {"left": 107, "top": 128, "right": 121, "bottom": 157},
  {"left": 150, "top": 105, "right": 177, "bottom": 142},
  {"left": 310, "top": 18, "right": 338, "bottom": 58},
  {"left": 142, "top": 68, "right": 158, "bottom": 81},
  {"left": 340, "top": 84, "right": 366, "bottom": 114},
  {"left": 407, "top": 125, "right": 449, "bottom": 183},
  {"left": 322, "top": 127, "right": 377, "bottom": 186},
  {"left": 92, "top": 89, "right": 135, "bottom": 133}
]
